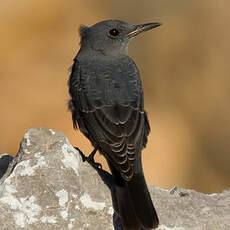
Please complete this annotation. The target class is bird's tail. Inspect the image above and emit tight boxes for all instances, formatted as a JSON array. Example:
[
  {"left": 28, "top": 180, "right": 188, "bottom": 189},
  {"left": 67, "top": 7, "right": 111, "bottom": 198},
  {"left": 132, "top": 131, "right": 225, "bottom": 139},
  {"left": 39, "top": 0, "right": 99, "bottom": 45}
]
[{"left": 115, "top": 173, "right": 159, "bottom": 230}]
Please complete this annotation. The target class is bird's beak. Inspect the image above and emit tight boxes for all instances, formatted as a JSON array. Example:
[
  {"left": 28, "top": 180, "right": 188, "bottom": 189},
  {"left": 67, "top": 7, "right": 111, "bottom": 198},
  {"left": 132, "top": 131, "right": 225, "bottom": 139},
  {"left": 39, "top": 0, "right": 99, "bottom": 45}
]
[{"left": 127, "top": 22, "right": 162, "bottom": 38}]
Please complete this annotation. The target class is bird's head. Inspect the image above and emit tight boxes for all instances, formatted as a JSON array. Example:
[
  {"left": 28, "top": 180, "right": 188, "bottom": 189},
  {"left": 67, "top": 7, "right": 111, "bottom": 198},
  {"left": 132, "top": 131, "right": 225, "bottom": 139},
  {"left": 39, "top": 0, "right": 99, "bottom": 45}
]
[{"left": 79, "top": 19, "right": 161, "bottom": 56}]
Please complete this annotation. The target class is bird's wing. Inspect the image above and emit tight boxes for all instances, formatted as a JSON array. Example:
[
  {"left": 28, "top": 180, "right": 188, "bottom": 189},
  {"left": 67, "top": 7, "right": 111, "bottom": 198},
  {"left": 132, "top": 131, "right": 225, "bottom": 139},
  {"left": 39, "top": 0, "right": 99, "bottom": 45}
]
[{"left": 68, "top": 57, "right": 150, "bottom": 180}]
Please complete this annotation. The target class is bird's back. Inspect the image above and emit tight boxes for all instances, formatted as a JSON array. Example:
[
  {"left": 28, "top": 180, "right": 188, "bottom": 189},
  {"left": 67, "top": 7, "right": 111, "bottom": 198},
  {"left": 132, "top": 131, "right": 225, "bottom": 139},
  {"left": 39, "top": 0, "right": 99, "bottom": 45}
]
[{"left": 77, "top": 53, "right": 143, "bottom": 110}]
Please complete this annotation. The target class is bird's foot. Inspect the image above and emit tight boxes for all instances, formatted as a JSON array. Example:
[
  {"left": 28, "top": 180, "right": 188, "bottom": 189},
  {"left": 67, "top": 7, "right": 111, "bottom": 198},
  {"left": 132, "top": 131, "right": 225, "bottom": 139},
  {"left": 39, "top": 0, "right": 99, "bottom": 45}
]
[
  {"left": 74, "top": 147, "right": 102, "bottom": 169},
  {"left": 74, "top": 147, "right": 87, "bottom": 161},
  {"left": 87, "top": 149, "right": 102, "bottom": 169}
]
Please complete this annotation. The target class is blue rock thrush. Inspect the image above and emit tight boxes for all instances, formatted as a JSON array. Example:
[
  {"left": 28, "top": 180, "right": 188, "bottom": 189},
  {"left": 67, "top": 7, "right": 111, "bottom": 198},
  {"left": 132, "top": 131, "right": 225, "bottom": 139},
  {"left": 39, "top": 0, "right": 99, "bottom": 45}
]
[{"left": 68, "top": 19, "right": 161, "bottom": 230}]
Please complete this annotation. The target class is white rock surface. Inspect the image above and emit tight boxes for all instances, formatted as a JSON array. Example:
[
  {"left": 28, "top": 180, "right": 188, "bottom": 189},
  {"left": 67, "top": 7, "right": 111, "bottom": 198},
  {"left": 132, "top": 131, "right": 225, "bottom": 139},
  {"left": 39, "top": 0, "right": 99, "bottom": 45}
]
[{"left": 0, "top": 128, "right": 229, "bottom": 230}]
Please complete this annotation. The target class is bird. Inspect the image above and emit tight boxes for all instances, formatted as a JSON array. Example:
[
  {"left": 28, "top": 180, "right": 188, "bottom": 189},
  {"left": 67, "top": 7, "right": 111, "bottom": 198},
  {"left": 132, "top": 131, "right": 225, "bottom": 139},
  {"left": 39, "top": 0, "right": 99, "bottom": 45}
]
[{"left": 68, "top": 19, "right": 161, "bottom": 230}]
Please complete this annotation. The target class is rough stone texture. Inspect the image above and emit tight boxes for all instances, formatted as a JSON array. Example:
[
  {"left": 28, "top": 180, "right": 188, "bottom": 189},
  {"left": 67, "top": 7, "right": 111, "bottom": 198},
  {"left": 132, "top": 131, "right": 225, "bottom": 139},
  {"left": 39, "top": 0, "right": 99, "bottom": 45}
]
[{"left": 0, "top": 128, "right": 229, "bottom": 230}]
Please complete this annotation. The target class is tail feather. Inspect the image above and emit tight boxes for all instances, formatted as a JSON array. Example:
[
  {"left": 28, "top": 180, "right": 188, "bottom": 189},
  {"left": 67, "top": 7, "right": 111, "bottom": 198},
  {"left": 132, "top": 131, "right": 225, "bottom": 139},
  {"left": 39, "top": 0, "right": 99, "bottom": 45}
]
[
  {"left": 128, "top": 173, "right": 159, "bottom": 229},
  {"left": 116, "top": 185, "right": 141, "bottom": 230},
  {"left": 115, "top": 173, "right": 159, "bottom": 230}
]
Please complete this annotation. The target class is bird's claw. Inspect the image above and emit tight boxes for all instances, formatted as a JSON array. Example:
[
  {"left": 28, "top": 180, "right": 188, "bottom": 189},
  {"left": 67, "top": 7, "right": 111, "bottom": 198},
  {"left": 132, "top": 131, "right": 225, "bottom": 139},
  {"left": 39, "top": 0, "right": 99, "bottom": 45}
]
[
  {"left": 74, "top": 147, "right": 102, "bottom": 169},
  {"left": 88, "top": 159, "right": 102, "bottom": 169}
]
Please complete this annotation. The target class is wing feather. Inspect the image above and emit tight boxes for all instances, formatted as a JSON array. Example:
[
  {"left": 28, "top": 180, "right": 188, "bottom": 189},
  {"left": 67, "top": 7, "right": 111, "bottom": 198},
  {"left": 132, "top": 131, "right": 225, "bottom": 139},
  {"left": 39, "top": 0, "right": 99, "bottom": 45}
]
[{"left": 68, "top": 57, "right": 150, "bottom": 180}]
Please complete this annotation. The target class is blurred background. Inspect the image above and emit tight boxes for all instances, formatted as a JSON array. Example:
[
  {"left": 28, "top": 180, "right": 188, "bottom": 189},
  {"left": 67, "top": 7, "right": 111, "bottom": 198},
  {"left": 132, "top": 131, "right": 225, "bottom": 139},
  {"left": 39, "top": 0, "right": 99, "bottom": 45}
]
[{"left": 1, "top": 0, "right": 229, "bottom": 193}]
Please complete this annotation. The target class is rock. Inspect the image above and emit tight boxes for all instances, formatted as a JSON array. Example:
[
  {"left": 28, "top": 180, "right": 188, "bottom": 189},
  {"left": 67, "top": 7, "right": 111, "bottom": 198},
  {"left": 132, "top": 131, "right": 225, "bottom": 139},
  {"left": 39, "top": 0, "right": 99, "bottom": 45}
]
[{"left": 0, "top": 128, "right": 229, "bottom": 230}]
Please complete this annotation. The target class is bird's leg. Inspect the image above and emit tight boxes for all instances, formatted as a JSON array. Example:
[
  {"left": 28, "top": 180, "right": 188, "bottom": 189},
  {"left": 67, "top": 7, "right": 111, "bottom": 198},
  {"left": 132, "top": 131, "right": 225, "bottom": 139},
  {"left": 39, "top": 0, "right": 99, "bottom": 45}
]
[
  {"left": 74, "top": 147, "right": 87, "bottom": 161},
  {"left": 87, "top": 148, "right": 102, "bottom": 169},
  {"left": 74, "top": 147, "right": 102, "bottom": 169}
]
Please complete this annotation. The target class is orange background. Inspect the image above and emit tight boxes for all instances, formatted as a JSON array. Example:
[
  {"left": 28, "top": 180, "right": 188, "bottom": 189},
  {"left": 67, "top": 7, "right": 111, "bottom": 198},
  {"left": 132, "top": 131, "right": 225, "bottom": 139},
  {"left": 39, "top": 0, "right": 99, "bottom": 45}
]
[{"left": 1, "top": 0, "right": 230, "bottom": 193}]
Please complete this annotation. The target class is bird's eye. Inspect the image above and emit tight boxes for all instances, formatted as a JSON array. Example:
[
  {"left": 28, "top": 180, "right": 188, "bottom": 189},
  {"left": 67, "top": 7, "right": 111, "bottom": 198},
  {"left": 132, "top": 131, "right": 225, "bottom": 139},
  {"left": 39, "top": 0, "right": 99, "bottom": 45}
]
[{"left": 109, "top": 29, "right": 120, "bottom": 37}]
